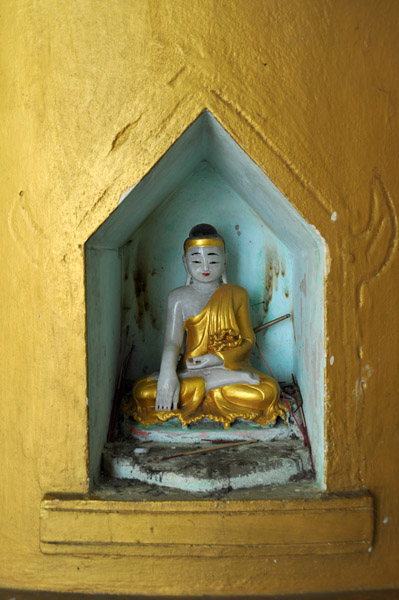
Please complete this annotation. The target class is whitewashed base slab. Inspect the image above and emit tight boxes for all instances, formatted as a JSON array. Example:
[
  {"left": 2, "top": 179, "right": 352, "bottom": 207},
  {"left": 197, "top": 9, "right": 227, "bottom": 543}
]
[{"left": 103, "top": 439, "right": 312, "bottom": 493}]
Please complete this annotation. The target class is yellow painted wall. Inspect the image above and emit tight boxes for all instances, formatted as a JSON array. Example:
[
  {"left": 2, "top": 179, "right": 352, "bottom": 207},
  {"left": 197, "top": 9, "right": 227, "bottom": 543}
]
[{"left": 1, "top": 0, "right": 398, "bottom": 595}]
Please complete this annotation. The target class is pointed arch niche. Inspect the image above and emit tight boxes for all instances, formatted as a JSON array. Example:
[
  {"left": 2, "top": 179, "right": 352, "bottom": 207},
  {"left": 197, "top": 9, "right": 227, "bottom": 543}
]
[{"left": 86, "top": 111, "right": 326, "bottom": 488}]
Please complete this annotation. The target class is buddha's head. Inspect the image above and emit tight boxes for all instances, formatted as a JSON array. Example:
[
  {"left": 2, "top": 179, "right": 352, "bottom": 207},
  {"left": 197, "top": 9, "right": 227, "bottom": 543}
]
[{"left": 183, "top": 224, "right": 227, "bottom": 285}]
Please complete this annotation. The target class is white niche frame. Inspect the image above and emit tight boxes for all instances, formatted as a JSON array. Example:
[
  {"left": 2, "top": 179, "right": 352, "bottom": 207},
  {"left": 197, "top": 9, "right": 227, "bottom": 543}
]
[{"left": 85, "top": 110, "right": 326, "bottom": 488}]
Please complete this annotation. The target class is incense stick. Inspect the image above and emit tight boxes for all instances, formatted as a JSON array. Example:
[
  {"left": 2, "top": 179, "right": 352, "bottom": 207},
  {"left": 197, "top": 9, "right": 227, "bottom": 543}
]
[
  {"left": 152, "top": 439, "right": 259, "bottom": 462},
  {"left": 254, "top": 313, "right": 291, "bottom": 334}
]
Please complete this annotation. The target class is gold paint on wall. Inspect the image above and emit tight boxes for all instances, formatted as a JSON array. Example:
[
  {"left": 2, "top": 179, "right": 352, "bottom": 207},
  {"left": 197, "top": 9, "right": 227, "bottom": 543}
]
[{"left": 1, "top": 0, "right": 399, "bottom": 595}]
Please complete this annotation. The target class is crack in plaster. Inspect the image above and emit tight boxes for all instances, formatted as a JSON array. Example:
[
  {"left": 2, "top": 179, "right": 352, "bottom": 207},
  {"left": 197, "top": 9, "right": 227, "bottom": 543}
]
[
  {"left": 108, "top": 114, "right": 143, "bottom": 155},
  {"left": 76, "top": 176, "right": 119, "bottom": 231},
  {"left": 168, "top": 66, "right": 187, "bottom": 86},
  {"left": 157, "top": 97, "right": 188, "bottom": 131}
]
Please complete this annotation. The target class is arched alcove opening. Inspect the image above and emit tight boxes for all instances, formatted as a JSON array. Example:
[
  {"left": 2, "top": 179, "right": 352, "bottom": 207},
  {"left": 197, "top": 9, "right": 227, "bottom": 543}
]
[{"left": 86, "top": 110, "right": 326, "bottom": 489}]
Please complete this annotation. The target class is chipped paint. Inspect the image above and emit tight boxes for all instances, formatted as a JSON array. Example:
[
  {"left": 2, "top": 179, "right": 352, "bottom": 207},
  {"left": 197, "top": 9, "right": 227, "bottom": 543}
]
[{"left": 118, "top": 183, "right": 139, "bottom": 205}]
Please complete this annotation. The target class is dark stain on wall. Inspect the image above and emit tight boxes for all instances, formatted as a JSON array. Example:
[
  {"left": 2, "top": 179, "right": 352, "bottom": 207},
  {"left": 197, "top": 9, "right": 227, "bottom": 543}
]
[
  {"left": 133, "top": 242, "right": 150, "bottom": 333},
  {"left": 131, "top": 241, "right": 162, "bottom": 335},
  {"left": 263, "top": 255, "right": 275, "bottom": 315},
  {"left": 263, "top": 249, "right": 288, "bottom": 314},
  {"left": 121, "top": 253, "right": 132, "bottom": 315}
]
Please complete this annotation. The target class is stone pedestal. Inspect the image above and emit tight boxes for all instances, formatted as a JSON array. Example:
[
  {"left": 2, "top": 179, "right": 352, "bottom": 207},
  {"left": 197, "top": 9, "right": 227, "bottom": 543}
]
[
  {"left": 103, "top": 414, "right": 313, "bottom": 493},
  {"left": 103, "top": 438, "right": 312, "bottom": 493}
]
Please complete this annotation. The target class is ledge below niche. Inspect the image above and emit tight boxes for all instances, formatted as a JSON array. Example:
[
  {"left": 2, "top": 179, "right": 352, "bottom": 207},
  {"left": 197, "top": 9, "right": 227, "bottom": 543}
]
[{"left": 40, "top": 489, "right": 373, "bottom": 557}]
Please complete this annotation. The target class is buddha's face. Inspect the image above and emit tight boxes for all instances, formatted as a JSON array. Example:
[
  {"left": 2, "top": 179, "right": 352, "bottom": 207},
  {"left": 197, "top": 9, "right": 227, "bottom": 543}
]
[{"left": 183, "top": 245, "right": 226, "bottom": 284}]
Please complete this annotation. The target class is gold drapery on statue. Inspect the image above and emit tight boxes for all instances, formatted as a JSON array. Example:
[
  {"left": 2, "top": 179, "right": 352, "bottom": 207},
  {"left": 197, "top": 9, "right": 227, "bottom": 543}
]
[{"left": 123, "top": 284, "right": 286, "bottom": 429}]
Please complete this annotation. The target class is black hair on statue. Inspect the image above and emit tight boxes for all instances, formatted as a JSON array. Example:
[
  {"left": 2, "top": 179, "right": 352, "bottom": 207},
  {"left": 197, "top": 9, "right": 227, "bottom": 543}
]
[
  {"left": 184, "top": 224, "right": 225, "bottom": 249},
  {"left": 189, "top": 223, "right": 219, "bottom": 239}
]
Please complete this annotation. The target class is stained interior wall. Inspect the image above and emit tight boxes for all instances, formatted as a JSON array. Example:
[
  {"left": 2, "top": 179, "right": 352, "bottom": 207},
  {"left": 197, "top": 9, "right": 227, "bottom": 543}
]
[
  {"left": 122, "top": 160, "right": 295, "bottom": 383},
  {"left": 87, "top": 112, "right": 325, "bottom": 485},
  {"left": 203, "top": 115, "right": 326, "bottom": 477},
  {"left": 292, "top": 246, "right": 326, "bottom": 474},
  {"left": 86, "top": 247, "right": 121, "bottom": 482}
]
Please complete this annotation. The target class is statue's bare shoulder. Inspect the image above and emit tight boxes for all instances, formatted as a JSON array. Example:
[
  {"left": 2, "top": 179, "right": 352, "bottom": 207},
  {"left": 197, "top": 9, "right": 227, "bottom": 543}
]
[
  {"left": 166, "top": 286, "right": 194, "bottom": 322},
  {"left": 167, "top": 285, "right": 193, "bottom": 306},
  {"left": 167, "top": 284, "right": 215, "bottom": 322}
]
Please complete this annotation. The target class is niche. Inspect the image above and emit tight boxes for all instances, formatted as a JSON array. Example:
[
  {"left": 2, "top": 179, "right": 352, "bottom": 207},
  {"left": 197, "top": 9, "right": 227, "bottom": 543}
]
[{"left": 85, "top": 110, "right": 326, "bottom": 491}]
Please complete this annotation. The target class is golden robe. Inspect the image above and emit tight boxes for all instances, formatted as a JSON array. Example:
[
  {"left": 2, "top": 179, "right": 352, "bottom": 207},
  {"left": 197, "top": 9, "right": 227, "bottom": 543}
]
[{"left": 123, "top": 284, "right": 286, "bottom": 429}]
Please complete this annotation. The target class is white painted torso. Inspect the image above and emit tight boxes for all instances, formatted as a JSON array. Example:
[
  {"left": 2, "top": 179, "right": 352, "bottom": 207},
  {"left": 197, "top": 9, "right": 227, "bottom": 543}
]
[{"left": 170, "top": 282, "right": 222, "bottom": 323}]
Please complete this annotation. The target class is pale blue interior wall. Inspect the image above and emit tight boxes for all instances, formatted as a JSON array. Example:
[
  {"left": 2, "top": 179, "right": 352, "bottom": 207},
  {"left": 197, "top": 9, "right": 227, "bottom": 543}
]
[
  {"left": 292, "top": 248, "right": 325, "bottom": 478},
  {"left": 203, "top": 114, "right": 325, "bottom": 485},
  {"left": 86, "top": 247, "right": 121, "bottom": 484},
  {"left": 122, "top": 161, "right": 295, "bottom": 383}
]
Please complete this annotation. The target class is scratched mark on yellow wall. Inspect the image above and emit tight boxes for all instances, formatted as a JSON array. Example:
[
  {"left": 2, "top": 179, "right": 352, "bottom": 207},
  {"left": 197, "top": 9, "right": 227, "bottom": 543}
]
[
  {"left": 353, "top": 171, "right": 399, "bottom": 308},
  {"left": 108, "top": 114, "right": 143, "bottom": 155},
  {"left": 340, "top": 171, "right": 399, "bottom": 485},
  {"left": 209, "top": 89, "right": 334, "bottom": 216},
  {"left": 168, "top": 66, "right": 187, "bottom": 86},
  {"left": 157, "top": 97, "right": 190, "bottom": 131},
  {"left": 7, "top": 190, "right": 47, "bottom": 268},
  {"left": 76, "top": 178, "right": 119, "bottom": 231}
]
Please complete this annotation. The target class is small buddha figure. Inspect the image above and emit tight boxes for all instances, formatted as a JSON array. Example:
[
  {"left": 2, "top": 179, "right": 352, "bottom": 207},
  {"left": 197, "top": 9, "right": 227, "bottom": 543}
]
[{"left": 123, "top": 224, "right": 286, "bottom": 429}]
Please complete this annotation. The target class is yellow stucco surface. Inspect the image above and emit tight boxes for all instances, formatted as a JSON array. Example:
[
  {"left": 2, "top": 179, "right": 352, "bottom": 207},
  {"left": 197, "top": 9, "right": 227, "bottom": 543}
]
[{"left": 1, "top": 0, "right": 399, "bottom": 595}]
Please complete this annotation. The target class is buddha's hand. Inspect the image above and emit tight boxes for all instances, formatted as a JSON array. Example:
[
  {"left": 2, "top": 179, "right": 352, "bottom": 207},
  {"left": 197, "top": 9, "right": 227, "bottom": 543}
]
[
  {"left": 186, "top": 353, "right": 224, "bottom": 370},
  {"left": 155, "top": 373, "right": 180, "bottom": 411}
]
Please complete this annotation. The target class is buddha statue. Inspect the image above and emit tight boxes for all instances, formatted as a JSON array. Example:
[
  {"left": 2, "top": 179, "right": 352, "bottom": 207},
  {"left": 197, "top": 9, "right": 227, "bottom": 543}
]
[{"left": 123, "top": 224, "right": 286, "bottom": 429}]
